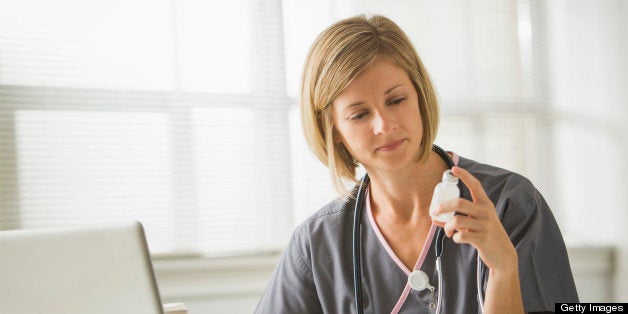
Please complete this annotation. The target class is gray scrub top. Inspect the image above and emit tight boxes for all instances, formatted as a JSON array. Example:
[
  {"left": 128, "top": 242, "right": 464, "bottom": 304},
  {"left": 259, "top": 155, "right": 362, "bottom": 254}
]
[{"left": 256, "top": 154, "right": 579, "bottom": 313}]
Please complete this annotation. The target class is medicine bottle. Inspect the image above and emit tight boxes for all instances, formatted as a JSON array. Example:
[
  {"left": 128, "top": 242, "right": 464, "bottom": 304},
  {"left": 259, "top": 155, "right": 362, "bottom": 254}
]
[{"left": 429, "top": 170, "right": 460, "bottom": 222}]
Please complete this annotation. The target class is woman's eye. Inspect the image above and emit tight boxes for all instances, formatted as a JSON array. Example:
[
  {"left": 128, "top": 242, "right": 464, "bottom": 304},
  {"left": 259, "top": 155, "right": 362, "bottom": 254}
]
[
  {"left": 349, "top": 111, "right": 368, "bottom": 120},
  {"left": 388, "top": 97, "right": 406, "bottom": 105}
]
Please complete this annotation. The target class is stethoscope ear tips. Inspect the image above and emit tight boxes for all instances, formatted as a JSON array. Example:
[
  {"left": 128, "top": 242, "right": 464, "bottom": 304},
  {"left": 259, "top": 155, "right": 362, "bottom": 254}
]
[{"left": 408, "top": 270, "right": 432, "bottom": 291}]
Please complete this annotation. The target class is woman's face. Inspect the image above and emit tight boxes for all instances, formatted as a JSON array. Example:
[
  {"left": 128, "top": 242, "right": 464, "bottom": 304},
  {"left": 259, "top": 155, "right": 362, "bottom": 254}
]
[{"left": 332, "top": 58, "right": 423, "bottom": 174}]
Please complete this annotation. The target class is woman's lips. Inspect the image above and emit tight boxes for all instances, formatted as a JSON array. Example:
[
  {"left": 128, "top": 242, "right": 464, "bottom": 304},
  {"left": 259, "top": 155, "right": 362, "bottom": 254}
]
[{"left": 377, "top": 139, "right": 404, "bottom": 152}]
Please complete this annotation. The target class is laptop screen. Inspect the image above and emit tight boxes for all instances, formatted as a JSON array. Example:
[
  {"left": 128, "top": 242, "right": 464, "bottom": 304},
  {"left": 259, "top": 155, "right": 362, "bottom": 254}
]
[{"left": 0, "top": 221, "right": 163, "bottom": 314}]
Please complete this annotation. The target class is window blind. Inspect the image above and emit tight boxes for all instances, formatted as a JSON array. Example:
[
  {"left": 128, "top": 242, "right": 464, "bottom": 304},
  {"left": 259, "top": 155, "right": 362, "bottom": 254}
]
[{"left": 0, "top": 0, "right": 293, "bottom": 256}]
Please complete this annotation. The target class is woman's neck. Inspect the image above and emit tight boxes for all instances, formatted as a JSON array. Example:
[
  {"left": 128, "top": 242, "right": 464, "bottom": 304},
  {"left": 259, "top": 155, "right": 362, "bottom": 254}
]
[{"left": 366, "top": 150, "right": 449, "bottom": 223}]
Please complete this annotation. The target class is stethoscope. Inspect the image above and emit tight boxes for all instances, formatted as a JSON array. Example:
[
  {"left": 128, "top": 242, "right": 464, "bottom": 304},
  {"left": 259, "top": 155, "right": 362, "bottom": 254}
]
[{"left": 352, "top": 145, "right": 485, "bottom": 313}]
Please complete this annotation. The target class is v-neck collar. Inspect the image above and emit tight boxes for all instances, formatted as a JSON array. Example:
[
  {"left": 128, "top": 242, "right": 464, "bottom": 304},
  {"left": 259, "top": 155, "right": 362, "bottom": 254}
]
[{"left": 365, "top": 186, "right": 437, "bottom": 275}]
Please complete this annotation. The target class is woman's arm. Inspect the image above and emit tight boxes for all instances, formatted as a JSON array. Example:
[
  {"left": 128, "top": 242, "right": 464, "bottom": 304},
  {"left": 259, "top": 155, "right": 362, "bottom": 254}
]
[{"left": 484, "top": 261, "right": 524, "bottom": 313}]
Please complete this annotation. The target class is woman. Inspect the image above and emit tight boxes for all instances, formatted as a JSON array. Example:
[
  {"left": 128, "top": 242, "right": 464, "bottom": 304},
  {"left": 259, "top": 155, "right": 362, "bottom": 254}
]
[{"left": 256, "top": 15, "right": 578, "bottom": 313}]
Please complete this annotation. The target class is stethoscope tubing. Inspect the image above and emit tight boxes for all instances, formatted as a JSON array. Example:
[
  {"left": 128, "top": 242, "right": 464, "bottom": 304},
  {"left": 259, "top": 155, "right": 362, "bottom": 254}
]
[{"left": 353, "top": 174, "right": 369, "bottom": 314}]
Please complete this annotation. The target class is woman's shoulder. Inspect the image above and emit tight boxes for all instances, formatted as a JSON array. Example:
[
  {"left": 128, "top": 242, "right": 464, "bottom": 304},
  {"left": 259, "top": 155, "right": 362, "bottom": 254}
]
[
  {"left": 456, "top": 155, "right": 549, "bottom": 220},
  {"left": 287, "top": 197, "right": 355, "bottom": 264},
  {"left": 303, "top": 197, "right": 352, "bottom": 223},
  {"left": 457, "top": 155, "right": 537, "bottom": 199},
  {"left": 291, "top": 197, "right": 354, "bottom": 242}
]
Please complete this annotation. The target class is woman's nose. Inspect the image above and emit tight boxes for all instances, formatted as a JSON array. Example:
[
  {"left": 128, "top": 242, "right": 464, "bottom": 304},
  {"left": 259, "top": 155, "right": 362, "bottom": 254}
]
[{"left": 372, "top": 110, "right": 397, "bottom": 135}]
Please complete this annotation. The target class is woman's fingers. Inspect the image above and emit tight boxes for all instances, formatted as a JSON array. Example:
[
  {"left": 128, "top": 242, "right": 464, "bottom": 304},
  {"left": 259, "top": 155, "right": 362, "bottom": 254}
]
[
  {"left": 443, "top": 214, "right": 479, "bottom": 237},
  {"left": 432, "top": 198, "right": 487, "bottom": 218},
  {"left": 451, "top": 228, "right": 484, "bottom": 246}
]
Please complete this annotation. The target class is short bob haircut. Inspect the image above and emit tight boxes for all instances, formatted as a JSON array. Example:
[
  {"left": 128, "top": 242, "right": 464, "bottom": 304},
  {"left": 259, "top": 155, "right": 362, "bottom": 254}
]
[{"left": 300, "top": 15, "right": 440, "bottom": 197}]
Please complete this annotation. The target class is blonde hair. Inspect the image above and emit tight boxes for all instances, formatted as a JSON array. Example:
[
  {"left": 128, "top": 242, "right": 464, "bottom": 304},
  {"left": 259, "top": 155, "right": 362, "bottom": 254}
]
[{"left": 300, "top": 15, "right": 440, "bottom": 197}]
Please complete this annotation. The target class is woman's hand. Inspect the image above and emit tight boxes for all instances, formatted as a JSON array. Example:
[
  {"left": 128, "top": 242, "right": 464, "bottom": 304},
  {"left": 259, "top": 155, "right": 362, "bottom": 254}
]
[{"left": 431, "top": 166, "right": 517, "bottom": 274}]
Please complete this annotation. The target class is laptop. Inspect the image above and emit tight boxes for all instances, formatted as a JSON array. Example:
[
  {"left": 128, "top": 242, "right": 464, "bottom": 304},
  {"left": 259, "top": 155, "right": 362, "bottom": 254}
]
[{"left": 0, "top": 221, "right": 164, "bottom": 314}]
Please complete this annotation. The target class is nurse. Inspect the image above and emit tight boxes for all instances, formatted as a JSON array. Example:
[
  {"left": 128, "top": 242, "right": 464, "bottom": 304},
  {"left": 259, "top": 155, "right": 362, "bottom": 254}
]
[{"left": 256, "top": 15, "right": 578, "bottom": 313}]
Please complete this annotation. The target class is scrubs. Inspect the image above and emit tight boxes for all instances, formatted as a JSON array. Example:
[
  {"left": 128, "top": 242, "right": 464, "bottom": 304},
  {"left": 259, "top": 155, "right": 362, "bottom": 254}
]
[{"left": 255, "top": 152, "right": 579, "bottom": 313}]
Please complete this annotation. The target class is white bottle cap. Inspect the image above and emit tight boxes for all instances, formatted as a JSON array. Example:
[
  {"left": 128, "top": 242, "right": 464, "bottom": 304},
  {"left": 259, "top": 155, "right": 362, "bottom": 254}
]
[
  {"left": 408, "top": 270, "right": 431, "bottom": 291},
  {"left": 442, "top": 169, "right": 458, "bottom": 183}
]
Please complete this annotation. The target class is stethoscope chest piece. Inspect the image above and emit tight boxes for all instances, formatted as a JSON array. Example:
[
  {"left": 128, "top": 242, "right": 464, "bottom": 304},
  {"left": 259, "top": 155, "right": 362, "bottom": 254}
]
[
  {"left": 408, "top": 269, "right": 438, "bottom": 310},
  {"left": 408, "top": 270, "right": 431, "bottom": 291}
]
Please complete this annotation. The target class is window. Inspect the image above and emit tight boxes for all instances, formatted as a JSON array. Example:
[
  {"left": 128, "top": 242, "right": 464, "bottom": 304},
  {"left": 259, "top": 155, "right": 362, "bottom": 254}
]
[
  {"left": 1, "top": 0, "right": 625, "bottom": 257},
  {"left": 0, "top": 0, "right": 293, "bottom": 255}
]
